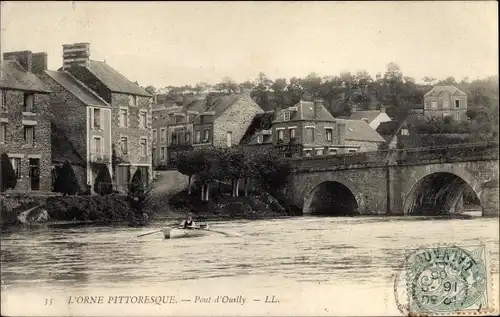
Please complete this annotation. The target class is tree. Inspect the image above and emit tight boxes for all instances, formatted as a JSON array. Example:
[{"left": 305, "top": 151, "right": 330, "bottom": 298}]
[
  {"left": 214, "top": 77, "right": 239, "bottom": 94},
  {"left": 128, "top": 168, "right": 152, "bottom": 224},
  {"left": 144, "top": 85, "right": 156, "bottom": 96},
  {"left": 253, "top": 153, "right": 291, "bottom": 196},
  {"left": 300, "top": 73, "right": 322, "bottom": 98},
  {"left": 251, "top": 72, "right": 273, "bottom": 109},
  {"left": 176, "top": 151, "right": 198, "bottom": 195},
  {"left": 94, "top": 165, "right": 113, "bottom": 195},
  {"left": 54, "top": 160, "right": 80, "bottom": 195},
  {"left": 0, "top": 153, "right": 16, "bottom": 192}
]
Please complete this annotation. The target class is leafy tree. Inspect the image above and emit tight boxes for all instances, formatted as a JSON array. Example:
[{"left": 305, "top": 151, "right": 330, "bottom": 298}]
[
  {"left": 300, "top": 72, "right": 322, "bottom": 98},
  {"left": 176, "top": 151, "right": 198, "bottom": 195},
  {"left": 253, "top": 152, "right": 291, "bottom": 196},
  {"left": 0, "top": 153, "right": 16, "bottom": 192},
  {"left": 144, "top": 85, "right": 156, "bottom": 96},
  {"left": 251, "top": 72, "right": 273, "bottom": 109},
  {"left": 214, "top": 77, "right": 239, "bottom": 94},
  {"left": 94, "top": 165, "right": 113, "bottom": 195},
  {"left": 54, "top": 160, "right": 80, "bottom": 195},
  {"left": 128, "top": 168, "right": 152, "bottom": 224},
  {"left": 239, "top": 81, "right": 255, "bottom": 90}
]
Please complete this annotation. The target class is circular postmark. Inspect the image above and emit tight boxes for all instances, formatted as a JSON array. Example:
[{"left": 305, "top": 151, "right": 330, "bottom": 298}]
[{"left": 394, "top": 245, "right": 488, "bottom": 316}]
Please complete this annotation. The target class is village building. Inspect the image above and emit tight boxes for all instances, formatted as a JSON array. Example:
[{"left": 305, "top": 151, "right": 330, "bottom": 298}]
[
  {"left": 0, "top": 51, "right": 52, "bottom": 191},
  {"left": 423, "top": 85, "right": 468, "bottom": 122},
  {"left": 59, "top": 43, "right": 153, "bottom": 192},
  {"left": 339, "top": 106, "right": 392, "bottom": 130}
]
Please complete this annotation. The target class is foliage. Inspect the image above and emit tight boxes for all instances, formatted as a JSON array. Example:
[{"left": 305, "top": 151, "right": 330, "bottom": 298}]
[
  {"left": 128, "top": 168, "right": 152, "bottom": 217},
  {"left": 53, "top": 160, "right": 80, "bottom": 195},
  {"left": 1, "top": 153, "right": 16, "bottom": 192},
  {"left": 94, "top": 165, "right": 113, "bottom": 196}
]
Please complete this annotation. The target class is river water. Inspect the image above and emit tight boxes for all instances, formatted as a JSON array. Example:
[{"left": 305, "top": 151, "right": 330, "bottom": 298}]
[{"left": 1, "top": 216, "right": 499, "bottom": 316}]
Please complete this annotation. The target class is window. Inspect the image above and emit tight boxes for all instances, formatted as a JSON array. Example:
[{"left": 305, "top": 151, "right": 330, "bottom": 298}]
[
  {"left": 305, "top": 127, "right": 314, "bottom": 143},
  {"left": 329, "top": 148, "right": 338, "bottom": 155},
  {"left": 24, "top": 126, "right": 35, "bottom": 145},
  {"left": 443, "top": 100, "right": 449, "bottom": 109},
  {"left": 140, "top": 138, "right": 148, "bottom": 156},
  {"left": 277, "top": 129, "right": 284, "bottom": 141},
  {"left": 0, "top": 123, "right": 6, "bottom": 143},
  {"left": 119, "top": 108, "right": 128, "bottom": 127},
  {"left": 283, "top": 111, "right": 291, "bottom": 121},
  {"left": 326, "top": 128, "right": 333, "bottom": 142},
  {"left": 401, "top": 128, "right": 409, "bottom": 136},
  {"left": 160, "top": 128, "right": 166, "bottom": 142},
  {"left": 128, "top": 95, "right": 137, "bottom": 107},
  {"left": 348, "top": 149, "right": 357, "bottom": 153},
  {"left": 93, "top": 136, "right": 102, "bottom": 155},
  {"left": 431, "top": 100, "right": 437, "bottom": 109},
  {"left": 316, "top": 148, "right": 324, "bottom": 156},
  {"left": 455, "top": 100, "right": 460, "bottom": 108},
  {"left": 153, "top": 129, "right": 157, "bottom": 144},
  {"left": 171, "top": 132, "right": 178, "bottom": 145},
  {"left": 175, "top": 116, "right": 184, "bottom": 124},
  {"left": 164, "top": 147, "right": 168, "bottom": 161},
  {"left": 304, "top": 150, "right": 312, "bottom": 157},
  {"left": 195, "top": 130, "right": 201, "bottom": 143},
  {"left": 10, "top": 157, "right": 21, "bottom": 179},
  {"left": 24, "top": 93, "right": 34, "bottom": 112},
  {"left": 456, "top": 112, "right": 460, "bottom": 121},
  {"left": 289, "top": 128, "right": 296, "bottom": 140},
  {"left": 160, "top": 146, "right": 165, "bottom": 160},
  {"left": 257, "top": 135, "right": 262, "bottom": 144},
  {"left": 120, "top": 136, "right": 128, "bottom": 154},
  {"left": 226, "top": 131, "right": 232, "bottom": 147},
  {"left": 185, "top": 131, "right": 191, "bottom": 144},
  {"left": 0, "top": 90, "right": 6, "bottom": 111},
  {"left": 139, "top": 111, "right": 147, "bottom": 128},
  {"left": 262, "top": 134, "right": 271, "bottom": 143},
  {"left": 92, "top": 108, "right": 101, "bottom": 130},
  {"left": 203, "top": 129, "right": 210, "bottom": 142},
  {"left": 152, "top": 147, "right": 156, "bottom": 160}
]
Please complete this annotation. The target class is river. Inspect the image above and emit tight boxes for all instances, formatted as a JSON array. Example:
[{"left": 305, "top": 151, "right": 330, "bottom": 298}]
[{"left": 1, "top": 216, "right": 499, "bottom": 316}]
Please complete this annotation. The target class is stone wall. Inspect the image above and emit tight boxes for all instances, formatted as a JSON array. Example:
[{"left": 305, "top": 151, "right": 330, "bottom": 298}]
[{"left": 0, "top": 89, "right": 52, "bottom": 191}]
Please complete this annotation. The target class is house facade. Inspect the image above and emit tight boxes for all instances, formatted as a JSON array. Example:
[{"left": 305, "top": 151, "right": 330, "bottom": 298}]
[
  {"left": 59, "top": 43, "right": 152, "bottom": 192},
  {"left": 342, "top": 107, "right": 392, "bottom": 130},
  {"left": 39, "top": 68, "right": 113, "bottom": 193},
  {"left": 151, "top": 104, "right": 182, "bottom": 167},
  {"left": 163, "top": 89, "right": 264, "bottom": 166},
  {"left": 423, "top": 85, "right": 468, "bottom": 122},
  {"left": 0, "top": 52, "right": 52, "bottom": 191}
]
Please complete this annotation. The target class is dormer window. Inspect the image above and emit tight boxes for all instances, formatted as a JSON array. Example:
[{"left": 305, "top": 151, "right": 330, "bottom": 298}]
[
  {"left": 129, "top": 95, "right": 137, "bottom": 107},
  {"left": 175, "top": 115, "right": 184, "bottom": 124},
  {"left": 283, "top": 111, "right": 291, "bottom": 121}
]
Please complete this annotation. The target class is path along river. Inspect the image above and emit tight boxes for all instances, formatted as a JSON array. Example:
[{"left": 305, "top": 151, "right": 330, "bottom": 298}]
[{"left": 1, "top": 216, "right": 499, "bottom": 316}]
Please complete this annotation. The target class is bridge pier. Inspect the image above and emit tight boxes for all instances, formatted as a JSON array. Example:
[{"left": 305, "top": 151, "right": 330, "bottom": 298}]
[{"left": 482, "top": 180, "right": 499, "bottom": 217}]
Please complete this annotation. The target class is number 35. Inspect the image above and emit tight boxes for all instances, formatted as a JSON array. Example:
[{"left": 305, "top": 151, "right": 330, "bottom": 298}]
[{"left": 45, "top": 298, "right": 52, "bottom": 306}]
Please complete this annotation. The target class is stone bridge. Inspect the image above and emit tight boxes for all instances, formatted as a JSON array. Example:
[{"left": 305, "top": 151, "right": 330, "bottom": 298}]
[{"left": 284, "top": 142, "right": 499, "bottom": 216}]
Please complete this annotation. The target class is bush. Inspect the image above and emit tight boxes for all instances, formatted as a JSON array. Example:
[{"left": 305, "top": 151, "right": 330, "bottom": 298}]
[
  {"left": 94, "top": 165, "right": 113, "bottom": 195},
  {"left": 53, "top": 160, "right": 80, "bottom": 195},
  {"left": 1, "top": 153, "right": 17, "bottom": 192}
]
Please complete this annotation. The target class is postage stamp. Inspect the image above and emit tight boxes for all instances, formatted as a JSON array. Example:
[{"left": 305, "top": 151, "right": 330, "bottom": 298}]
[{"left": 394, "top": 244, "right": 495, "bottom": 316}]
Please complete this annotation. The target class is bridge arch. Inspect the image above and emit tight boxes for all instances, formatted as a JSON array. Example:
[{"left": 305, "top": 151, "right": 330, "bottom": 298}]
[
  {"left": 402, "top": 165, "right": 483, "bottom": 216},
  {"left": 302, "top": 175, "right": 366, "bottom": 216}
]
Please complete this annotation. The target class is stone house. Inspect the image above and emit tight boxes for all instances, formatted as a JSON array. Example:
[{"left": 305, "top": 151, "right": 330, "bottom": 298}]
[
  {"left": 162, "top": 89, "right": 264, "bottom": 166},
  {"left": 39, "top": 67, "right": 113, "bottom": 193},
  {"left": 151, "top": 103, "right": 182, "bottom": 167},
  {"left": 59, "top": 43, "right": 152, "bottom": 192},
  {"left": 423, "top": 85, "right": 468, "bottom": 122},
  {"left": 0, "top": 53, "right": 52, "bottom": 191},
  {"left": 242, "top": 99, "right": 386, "bottom": 156}
]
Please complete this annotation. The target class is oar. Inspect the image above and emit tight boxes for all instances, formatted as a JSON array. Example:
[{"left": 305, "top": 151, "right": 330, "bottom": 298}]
[
  {"left": 201, "top": 227, "right": 241, "bottom": 237},
  {"left": 137, "top": 230, "right": 162, "bottom": 238}
]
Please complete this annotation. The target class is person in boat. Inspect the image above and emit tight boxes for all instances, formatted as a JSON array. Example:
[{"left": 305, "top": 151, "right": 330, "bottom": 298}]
[{"left": 180, "top": 213, "right": 196, "bottom": 229}]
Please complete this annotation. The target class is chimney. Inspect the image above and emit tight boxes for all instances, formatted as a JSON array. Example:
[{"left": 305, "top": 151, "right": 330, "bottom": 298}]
[
  {"left": 3, "top": 50, "right": 33, "bottom": 72},
  {"left": 314, "top": 98, "right": 323, "bottom": 117},
  {"left": 62, "top": 42, "right": 90, "bottom": 70},
  {"left": 337, "top": 122, "right": 346, "bottom": 146},
  {"left": 32, "top": 52, "right": 48, "bottom": 74}
]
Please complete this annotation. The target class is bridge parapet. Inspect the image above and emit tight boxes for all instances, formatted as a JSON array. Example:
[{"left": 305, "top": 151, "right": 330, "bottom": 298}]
[{"left": 289, "top": 142, "right": 499, "bottom": 173}]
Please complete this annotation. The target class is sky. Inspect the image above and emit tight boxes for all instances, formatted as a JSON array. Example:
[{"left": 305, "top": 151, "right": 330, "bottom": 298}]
[{"left": 1, "top": 1, "right": 498, "bottom": 88}]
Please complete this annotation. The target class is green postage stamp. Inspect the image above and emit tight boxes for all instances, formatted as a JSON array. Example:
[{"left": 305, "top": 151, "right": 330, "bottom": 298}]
[{"left": 404, "top": 245, "right": 492, "bottom": 316}]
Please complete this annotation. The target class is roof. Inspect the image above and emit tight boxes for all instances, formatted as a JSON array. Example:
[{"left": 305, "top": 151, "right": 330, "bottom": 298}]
[
  {"left": 336, "top": 119, "right": 386, "bottom": 142},
  {"left": 340, "top": 110, "right": 383, "bottom": 122},
  {"left": 274, "top": 100, "right": 336, "bottom": 123},
  {"left": 183, "top": 92, "right": 262, "bottom": 119},
  {"left": 425, "top": 85, "right": 467, "bottom": 97},
  {"left": 44, "top": 70, "right": 109, "bottom": 107},
  {"left": 0, "top": 60, "right": 51, "bottom": 93},
  {"left": 240, "top": 112, "right": 275, "bottom": 144},
  {"left": 85, "top": 60, "right": 151, "bottom": 97}
]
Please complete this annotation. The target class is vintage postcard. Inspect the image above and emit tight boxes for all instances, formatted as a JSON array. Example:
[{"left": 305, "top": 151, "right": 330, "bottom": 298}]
[{"left": 1, "top": 1, "right": 498, "bottom": 316}]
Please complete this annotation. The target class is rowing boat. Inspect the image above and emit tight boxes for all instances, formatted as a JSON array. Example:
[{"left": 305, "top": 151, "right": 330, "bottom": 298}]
[{"left": 162, "top": 227, "right": 210, "bottom": 239}]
